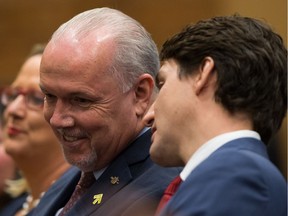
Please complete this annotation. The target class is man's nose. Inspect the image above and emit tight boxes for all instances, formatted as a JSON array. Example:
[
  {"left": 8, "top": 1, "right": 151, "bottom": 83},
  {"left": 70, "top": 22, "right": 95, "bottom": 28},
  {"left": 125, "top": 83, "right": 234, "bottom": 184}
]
[{"left": 48, "top": 100, "right": 74, "bottom": 128}]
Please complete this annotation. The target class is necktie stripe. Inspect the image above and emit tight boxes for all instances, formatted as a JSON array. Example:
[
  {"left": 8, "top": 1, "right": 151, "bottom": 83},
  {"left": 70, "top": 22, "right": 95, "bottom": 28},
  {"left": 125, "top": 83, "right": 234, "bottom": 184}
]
[
  {"left": 60, "top": 172, "right": 95, "bottom": 216},
  {"left": 155, "top": 176, "right": 182, "bottom": 216}
]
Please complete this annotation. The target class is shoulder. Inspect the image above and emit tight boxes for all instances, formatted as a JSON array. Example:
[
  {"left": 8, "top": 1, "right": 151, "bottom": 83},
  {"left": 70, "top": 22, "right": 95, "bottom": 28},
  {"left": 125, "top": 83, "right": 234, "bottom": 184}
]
[
  {"left": 0, "top": 193, "right": 27, "bottom": 216},
  {"left": 198, "top": 141, "right": 285, "bottom": 182},
  {"left": 186, "top": 143, "right": 286, "bottom": 194},
  {"left": 165, "top": 141, "right": 286, "bottom": 216}
]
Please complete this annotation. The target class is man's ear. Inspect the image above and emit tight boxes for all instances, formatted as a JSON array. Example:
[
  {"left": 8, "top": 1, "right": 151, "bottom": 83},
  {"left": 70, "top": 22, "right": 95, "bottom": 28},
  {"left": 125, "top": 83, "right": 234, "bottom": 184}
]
[
  {"left": 195, "top": 57, "right": 215, "bottom": 95},
  {"left": 134, "top": 74, "right": 155, "bottom": 117}
]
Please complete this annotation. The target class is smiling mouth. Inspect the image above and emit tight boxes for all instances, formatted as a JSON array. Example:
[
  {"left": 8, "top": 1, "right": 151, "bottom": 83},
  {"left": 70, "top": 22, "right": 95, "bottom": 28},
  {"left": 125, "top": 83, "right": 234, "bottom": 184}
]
[
  {"left": 63, "top": 135, "right": 79, "bottom": 142},
  {"left": 56, "top": 128, "right": 88, "bottom": 144}
]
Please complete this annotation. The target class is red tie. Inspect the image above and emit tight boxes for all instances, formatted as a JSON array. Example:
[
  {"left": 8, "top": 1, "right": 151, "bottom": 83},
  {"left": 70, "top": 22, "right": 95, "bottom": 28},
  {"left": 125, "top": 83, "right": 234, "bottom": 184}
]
[
  {"left": 60, "top": 172, "right": 95, "bottom": 216},
  {"left": 155, "top": 176, "right": 182, "bottom": 215}
]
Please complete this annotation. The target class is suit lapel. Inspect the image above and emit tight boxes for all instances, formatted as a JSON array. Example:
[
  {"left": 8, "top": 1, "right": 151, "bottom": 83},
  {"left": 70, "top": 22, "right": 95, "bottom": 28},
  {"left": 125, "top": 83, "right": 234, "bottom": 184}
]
[
  {"left": 33, "top": 167, "right": 81, "bottom": 216},
  {"left": 71, "top": 156, "right": 132, "bottom": 215},
  {"left": 70, "top": 129, "right": 152, "bottom": 215}
]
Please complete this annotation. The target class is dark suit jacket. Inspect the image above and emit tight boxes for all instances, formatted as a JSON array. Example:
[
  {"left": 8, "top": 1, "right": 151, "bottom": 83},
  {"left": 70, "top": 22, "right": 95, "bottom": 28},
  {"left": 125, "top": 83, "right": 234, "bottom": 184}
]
[
  {"left": 33, "top": 130, "right": 181, "bottom": 216},
  {"left": 0, "top": 193, "right": 27, "bottom": 216},
  {"left": 159, "top": 138, "right": 287, "bottom": 216}
]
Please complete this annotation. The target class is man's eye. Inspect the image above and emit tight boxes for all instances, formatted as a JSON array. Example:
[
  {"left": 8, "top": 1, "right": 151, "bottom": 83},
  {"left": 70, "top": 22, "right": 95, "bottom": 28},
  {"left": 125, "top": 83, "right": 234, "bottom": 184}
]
[
  {"left": 156, "top": 81, "right": 164, "bottom": 90},
  {"left": 44, "top": 93, "right": 56, "bottom": 102},
  {"left": 72, "top": 97, "right": 93, "bottom": 108}
]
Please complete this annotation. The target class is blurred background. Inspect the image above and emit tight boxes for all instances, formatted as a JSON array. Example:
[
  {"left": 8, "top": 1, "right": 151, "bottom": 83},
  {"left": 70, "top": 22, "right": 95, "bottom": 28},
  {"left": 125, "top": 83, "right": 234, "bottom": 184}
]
[{"left": 0, "top": 0, "right": 286, "bottom": 178}]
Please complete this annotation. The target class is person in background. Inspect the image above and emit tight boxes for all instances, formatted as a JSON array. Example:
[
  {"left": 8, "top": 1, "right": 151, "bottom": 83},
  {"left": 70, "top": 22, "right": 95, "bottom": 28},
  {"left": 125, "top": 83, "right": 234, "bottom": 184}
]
[
  {"left": 0, "top": 115, "right": 16, "bottom": 209},
  {"left": 144, "top": 15, "right": 287, "bottom": 216},
  {"left": 0, "top": 44, "right": 71, "bottom": 216},
  {"left": 36, "top": 7, "right": 180, "bottom": 216}
]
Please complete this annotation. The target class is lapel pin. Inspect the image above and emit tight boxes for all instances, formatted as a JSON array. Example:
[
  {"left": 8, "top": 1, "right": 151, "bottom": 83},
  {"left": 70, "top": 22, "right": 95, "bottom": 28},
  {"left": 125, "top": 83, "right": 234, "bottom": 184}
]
[
  {"left": 93, "top": 194, "right": 103, "bottom": 205},
  {"left": 110, "top": 176, "right": 120, "bottom": 185}
]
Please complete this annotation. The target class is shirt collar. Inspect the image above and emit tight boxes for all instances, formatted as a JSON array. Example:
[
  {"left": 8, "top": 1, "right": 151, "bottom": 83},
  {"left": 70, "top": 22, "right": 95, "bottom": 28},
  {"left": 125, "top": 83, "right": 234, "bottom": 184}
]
[{"left": 180, "top": 130, "right": 260, "bottom": 181}]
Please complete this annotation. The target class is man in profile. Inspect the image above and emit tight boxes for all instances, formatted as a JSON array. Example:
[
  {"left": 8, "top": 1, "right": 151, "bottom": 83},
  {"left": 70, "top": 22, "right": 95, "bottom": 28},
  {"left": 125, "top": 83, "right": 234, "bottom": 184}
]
[{"left": 144, "top": 15, "right": 287, "bottom": 216}]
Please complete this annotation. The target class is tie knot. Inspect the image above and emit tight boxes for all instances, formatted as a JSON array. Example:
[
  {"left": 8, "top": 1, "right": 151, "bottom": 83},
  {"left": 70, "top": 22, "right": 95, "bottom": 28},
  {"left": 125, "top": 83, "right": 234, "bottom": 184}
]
[
  {"left": 155, "top": 176, "right": 182, "bottom": 215},
  {"left": 78, "top": 172, "right": 95, "bottom": 188},
  {"left": 165, "top": 175, "right": 182, "bottom": 195}
]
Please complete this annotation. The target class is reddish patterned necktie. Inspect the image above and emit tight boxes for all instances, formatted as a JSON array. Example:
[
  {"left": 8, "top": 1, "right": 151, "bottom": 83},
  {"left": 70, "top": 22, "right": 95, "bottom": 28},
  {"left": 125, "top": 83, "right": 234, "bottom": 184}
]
[
  {"left": 60, "top": 172, "right": 95, "bottom": 216},
  {"left": 155, "top": 176, "right": 182, "bottom": 216}
]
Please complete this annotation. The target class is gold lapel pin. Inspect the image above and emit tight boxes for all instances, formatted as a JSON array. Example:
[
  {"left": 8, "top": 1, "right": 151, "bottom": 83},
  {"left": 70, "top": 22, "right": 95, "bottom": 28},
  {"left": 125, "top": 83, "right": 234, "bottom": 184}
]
[
  {"left": 110, "top": 176, "right": 119, "bottom": 185},
  {"left": 93, "top": 194, "right": 103, "bottom": 205}
]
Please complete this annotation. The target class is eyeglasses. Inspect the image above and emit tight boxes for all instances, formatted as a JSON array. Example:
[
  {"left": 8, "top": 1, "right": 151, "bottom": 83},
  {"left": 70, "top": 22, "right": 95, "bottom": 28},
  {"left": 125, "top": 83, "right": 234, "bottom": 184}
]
[{"left": 0, "top": 87, "right": 44, "bottom": 110}]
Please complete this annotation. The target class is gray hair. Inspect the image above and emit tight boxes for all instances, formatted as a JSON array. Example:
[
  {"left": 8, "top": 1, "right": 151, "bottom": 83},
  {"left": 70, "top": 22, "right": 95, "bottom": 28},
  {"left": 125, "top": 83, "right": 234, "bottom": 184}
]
[{"left": 51, "top": 7, "right": 160, "bottom": 92}]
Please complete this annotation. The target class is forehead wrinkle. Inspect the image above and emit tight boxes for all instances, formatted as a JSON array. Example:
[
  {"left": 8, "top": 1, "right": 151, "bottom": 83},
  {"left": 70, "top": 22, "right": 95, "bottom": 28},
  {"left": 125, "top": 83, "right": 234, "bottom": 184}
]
[{"left": 40, "top": 31, "right": 119, "bottom": 99}]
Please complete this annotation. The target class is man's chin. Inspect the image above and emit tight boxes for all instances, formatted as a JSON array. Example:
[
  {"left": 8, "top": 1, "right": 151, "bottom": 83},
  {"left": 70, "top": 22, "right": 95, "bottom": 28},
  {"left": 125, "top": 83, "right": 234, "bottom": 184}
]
[
  {"left": 150, "top": 151, "right": 168, "bottom": 167},
  {"left": 65, "top": 154, "right": 97, "bottom": 172}
]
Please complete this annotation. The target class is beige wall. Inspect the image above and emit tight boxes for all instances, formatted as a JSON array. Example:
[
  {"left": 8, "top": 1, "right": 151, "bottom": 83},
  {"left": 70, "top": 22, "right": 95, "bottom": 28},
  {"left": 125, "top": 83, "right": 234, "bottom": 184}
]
[{"left": 0, "top": 0, "right": 286, "bottom": 177}]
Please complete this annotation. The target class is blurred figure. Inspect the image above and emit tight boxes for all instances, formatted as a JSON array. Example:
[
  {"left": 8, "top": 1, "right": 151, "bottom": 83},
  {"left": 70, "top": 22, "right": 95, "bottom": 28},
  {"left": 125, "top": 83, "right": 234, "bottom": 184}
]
[
  {"left": 0, "top": 145, "right": 14, "bottom": 197},
  {"left": 144, "top": 15, "right": 287, "bottom": 216},
  {"left": 0, "top": 44, "right": 71, "bottom": 216},
  {"left": 37, "top": 7, "right": 180, "bottom": 216},
  {"left": 0, "top": 116, "right": 16, "bottom": 209}
]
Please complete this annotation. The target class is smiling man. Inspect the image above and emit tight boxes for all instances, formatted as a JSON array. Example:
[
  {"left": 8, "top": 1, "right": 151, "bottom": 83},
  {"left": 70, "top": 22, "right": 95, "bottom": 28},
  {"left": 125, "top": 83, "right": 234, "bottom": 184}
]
[{"left": 35, "top": 7, "right": 180, "bottom": 216}]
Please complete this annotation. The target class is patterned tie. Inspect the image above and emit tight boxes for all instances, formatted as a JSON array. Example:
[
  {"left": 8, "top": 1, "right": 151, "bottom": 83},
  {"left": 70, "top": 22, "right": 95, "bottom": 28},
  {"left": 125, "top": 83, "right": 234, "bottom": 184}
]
[
  {"left": 60, "top": 172, "right": 95, "bottom": 216},
  {"left": 155, "top": 176, "right": 182, "bottom": 216}
]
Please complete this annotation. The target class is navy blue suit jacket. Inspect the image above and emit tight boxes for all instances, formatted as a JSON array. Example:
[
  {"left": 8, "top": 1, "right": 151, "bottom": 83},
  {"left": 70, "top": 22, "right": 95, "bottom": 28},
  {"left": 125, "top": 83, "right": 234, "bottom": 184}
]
[
  {"left": 159, "top": 138, "right": 287, "bottom": 216},
  {"left": 33, "top": 130, "right": 181, "bottom": 216},
  {"left": 0, "top": 193, "right": 27, "bottom": 216}
]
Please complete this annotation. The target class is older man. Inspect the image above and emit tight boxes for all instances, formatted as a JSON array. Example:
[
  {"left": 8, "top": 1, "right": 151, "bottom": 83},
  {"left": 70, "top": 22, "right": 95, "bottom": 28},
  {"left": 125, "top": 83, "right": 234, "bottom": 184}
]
[{"left": 35, "top": 7, "right": 180, "bottom": 216}]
